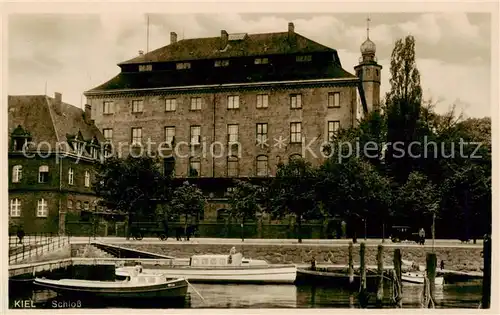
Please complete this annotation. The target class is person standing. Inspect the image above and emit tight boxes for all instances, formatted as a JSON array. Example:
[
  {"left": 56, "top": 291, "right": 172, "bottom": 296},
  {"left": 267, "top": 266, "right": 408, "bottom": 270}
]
[{"left": 419, "top": 228, "right": 426, "bottom": 245}]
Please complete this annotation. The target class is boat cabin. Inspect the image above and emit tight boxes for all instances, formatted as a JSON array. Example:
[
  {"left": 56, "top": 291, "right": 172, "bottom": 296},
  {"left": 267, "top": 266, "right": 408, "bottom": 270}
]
[{"left": 189, "top": 253, "right": 269, "bottom": 267}]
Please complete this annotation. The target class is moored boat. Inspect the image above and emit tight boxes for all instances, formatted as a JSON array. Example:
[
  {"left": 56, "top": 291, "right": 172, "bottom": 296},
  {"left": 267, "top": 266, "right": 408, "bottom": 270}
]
[
  {"left": 34, "top": 267, "right": 188, "bottom": 299},
  {"left": 296, "top": 267, "right": 384, "bottom": 291},
  {"left": 401, "top": 271, "right": 444, "bottom": 285},
  {"left": 116, "top": 248, "right": 296, "bottom": 284}
]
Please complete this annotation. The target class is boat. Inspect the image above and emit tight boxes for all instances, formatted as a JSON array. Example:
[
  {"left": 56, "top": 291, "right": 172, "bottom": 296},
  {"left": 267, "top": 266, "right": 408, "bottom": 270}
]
[
  {"left": 296, "top": 267, "right": 384, "bottom": 291},
  {"left": 34, "top": 266, "right": 188, "bottom": 299},
  {"left": 115, "top": 247, "right": 296, "bottom": 284},
  {"left": 402, "top": 271, "right": 444, "bottom": 285}
]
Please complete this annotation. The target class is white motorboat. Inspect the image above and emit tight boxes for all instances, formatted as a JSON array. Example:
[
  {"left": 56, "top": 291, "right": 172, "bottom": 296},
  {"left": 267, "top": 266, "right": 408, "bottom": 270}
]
[
  {"left": 116, "top": 248, "right": 296, "bottom": 284},
  {"left": 34, "top": 266, "right": 188, "bottom": 299},
  {"left": 402, "top": 271, "right": 444, "bottom": 285}
]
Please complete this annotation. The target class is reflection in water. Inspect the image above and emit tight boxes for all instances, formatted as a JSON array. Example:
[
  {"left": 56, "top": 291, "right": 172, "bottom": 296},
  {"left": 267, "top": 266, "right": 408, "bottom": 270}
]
[{"left": 10, "top": 280, "right": 482, "bottom": 309}]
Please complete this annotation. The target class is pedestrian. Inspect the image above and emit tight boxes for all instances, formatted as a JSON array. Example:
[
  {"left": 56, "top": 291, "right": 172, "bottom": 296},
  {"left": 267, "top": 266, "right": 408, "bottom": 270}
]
[
  {"left": 440, "top": 260, "right": 445, "bottom": 270},
  {"left": 418, "top": 228, "right": 426, "bottom": 245},
  {"left": 16, "top": 227, "right": 25, "bottom": 245}
]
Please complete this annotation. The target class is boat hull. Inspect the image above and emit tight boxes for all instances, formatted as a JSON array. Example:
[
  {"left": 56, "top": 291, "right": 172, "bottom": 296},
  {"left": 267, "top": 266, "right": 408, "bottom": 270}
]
[
  {"left": 116, "top": 265, "right": 297, "bottom": 284},
  {"left": 33, "top": 278, "right": 188, "bottom": 299},
  {"left": 296, "top": 268, "right": 383, "bottom": 291},
  {"left": 402, "top": 275, "right": 444, "bottom": 285}
]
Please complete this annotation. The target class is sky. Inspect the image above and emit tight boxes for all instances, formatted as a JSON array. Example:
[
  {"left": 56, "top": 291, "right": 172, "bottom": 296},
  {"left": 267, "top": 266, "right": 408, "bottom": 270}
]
[{"left": 7, "top": 12, "right": 493, "bottom": 118}]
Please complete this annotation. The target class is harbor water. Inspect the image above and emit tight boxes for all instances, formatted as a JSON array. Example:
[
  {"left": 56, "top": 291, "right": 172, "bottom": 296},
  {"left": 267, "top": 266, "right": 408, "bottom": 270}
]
[{"left": 9, "top": 265, "right": 483, "bottom": 309}]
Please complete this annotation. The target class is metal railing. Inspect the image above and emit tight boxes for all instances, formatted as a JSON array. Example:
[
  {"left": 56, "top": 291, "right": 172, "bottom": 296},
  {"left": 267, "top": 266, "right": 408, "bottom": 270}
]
[{"left": 8, "top": 232, "right": 71, "bottom": 265}]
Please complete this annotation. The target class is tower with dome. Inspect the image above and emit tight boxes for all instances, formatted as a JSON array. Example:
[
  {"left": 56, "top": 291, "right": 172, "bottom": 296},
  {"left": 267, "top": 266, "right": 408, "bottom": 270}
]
[{"left": 354, "top": 17, "right": 383, "bottom": 112}]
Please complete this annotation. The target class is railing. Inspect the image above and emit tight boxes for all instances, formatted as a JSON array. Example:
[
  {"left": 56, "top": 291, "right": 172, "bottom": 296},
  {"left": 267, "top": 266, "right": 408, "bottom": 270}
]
[{"left": 8, "top": 232, "right": 71, "bottom": 265}]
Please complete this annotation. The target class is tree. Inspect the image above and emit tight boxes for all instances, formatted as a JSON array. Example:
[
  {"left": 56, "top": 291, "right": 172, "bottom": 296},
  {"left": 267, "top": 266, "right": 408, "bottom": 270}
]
[
  {"left": 170, "top": 181, "right": 205, "bottom": 236},
  {"left": 94, "top": 155, "right": 169, "bottom": 239},
  {"left": 268, "top": 158, "right": 319, "bottom": 243},
  {"left": 385, "top": 35, "right": 423, "bottom": 184},
  {"left": 228, "top": 179, "right": 260, "bottom": 241}
]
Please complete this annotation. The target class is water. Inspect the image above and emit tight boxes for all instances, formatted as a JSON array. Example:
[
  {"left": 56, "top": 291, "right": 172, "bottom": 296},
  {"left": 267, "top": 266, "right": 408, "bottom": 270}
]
[{"left": 9, "top": 266, "right": 483, "bottom": 309}]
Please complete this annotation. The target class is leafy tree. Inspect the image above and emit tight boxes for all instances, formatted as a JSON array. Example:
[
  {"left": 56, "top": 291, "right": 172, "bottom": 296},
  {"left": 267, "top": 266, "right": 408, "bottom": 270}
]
[
  {"left": 228, "top": 179, "right": 260, "bottom": 241},
  {"left": 268, "top": 158, "right": 319, "bottom": 243},
  {"left": 94, "top": 155, "right": 169, "bottom": 239},
  {"left": 170, "top": 181, "right": 206, "bottom": 236},
  {"left": 385, "top": 35, "right": 423, "bottom": 184}
]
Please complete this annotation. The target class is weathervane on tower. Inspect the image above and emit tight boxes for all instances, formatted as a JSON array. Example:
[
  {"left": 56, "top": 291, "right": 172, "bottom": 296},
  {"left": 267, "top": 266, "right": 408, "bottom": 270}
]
[{"left": 366, "top": 16, "right": 371, "bottom": 39}]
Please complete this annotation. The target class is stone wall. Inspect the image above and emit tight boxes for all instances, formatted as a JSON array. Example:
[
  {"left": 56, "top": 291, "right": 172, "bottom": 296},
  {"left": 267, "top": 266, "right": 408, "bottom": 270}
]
[{"left": 117, "top": 243, "right": 483, "bottom": 272}]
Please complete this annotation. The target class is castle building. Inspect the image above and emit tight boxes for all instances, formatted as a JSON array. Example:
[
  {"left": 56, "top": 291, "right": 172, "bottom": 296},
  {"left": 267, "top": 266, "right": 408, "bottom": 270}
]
[
  {"left": 7, "top": 94, "right": 124, "bottom": 235},
  {"left": 84, "top": 22, "right": 381, "bottom": 220}
]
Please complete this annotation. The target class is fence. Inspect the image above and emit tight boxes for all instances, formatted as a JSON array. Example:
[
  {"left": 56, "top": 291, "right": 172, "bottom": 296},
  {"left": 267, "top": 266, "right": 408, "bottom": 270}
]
[{"left": 8, "top": 232, "right": 71, "bottom": 265}]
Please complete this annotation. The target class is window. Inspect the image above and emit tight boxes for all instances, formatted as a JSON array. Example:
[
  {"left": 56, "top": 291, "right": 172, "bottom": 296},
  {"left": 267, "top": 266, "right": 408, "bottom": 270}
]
[
  {"left": 256, "top": 123, "right": 268, "bottom": 145},
  {"left": 38, "top": 165, "right": 49, "bottom": 183},
  {"left": 214, "top": 60, "right": 229, "bottom": 67},
  {"left": 227, "top": 124, "right": 239, "bottom": 143},
  {"left": 290, "top": 94, "right": 302, "bottom": 109},
  {"left": 76, "top": 201, "right": 82, "bottom": 210},
  {"left": 68, "top": 168, "right": 74, "bottom": 185},
  {"left": 37, "top": 199, "right": 48, "bottom": 217},
  {"left": 165, "top": 127, "right": 175, "bottom": 145},
  {"left": 103, "top": 101, "right": 114, "bottom": 114},
  {"left": 176, "top": 62, "right": 191, "bottom": 70},
  {"left": 132, "top": 100, "right": 143, "bottom": 113},
  {"left": 67, "top": 200, "right": 73, "bottom": 209},
  {"left": 10, "top": 199, "right": 21, "bottom": 217},
  {"left": 256, "top": 94, "right": 269, "bottom": 108},
  {"left": 296, "top": 55, "right": 312, "bottom": 62},
  {"left": 227, "top": 156, "right": 239, "bottom": 177},
  {"left": 189, "top": 158, "right": 201, "bottom": 177},
  {"left": 328, "top": 121, "right": 340, "bottom": 141},
  {"left": 83, "top": 201, "right": 89, "bottom": 210},
  {"left": 90, "top": 146, "right": 99, "bottom": 160},
  {"left": 254, "top": 57, "right": 269, "bottom": 64},
  {"left": 376, "top": 69, "right": 379, "bottom": 76},
  {"left": 139, "top": 64, "right": 152, "bottom": 72},
  {"left": 328, "top": 92, "right": 340, "bottom": 108},
  {"left": 190, "top": 97, "right": 202, "bottom": 110},
  {"left": 12, "top": 165, "right": 22, "bottom": 183},
  {"left": 131, "top": 128, "right": 142, "bottom": 144},
  {"left": 165, "top": 98, "right": 176, "bottom": 112},
  {"left": 163, "top": 157, "right": 175, "bottom": 176},
  {"left": 13, "top": 138, "right": 27, "bottom": 151},
  {"left": 366, "top": 69, "right": 371, "bottom": 75},
  {"left": 290, "top": 122, "right": 302, "bottom": 143},
  {"left": 190, "top": 126, "right": 201, "bottom": 145},
  {"left": 103, "top": 129, "right": 113, "bottom": 142},
  {"left": 256, "top": 155, "right": 269, "bottom": 177},
  {"left": 84, "top": 171, "right": 90, "bottom": 187},
  {"left": 227, "top": 95, "right": 239, "bottom": 109}
]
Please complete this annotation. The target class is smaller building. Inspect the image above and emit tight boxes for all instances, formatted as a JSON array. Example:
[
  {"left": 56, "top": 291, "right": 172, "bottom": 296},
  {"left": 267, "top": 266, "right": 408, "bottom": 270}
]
[{"left": 8, "top": 93, "right": 120, "bottom": 235}]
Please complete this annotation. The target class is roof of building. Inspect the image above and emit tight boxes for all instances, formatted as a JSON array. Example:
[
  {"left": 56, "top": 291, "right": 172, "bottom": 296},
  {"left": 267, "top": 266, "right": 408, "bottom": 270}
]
[
  {"left": 120, "top": 32, "right": 335, "bottom": 65},
  {"left": 8, "top": 95, "right": 104, "bottom": 149}
]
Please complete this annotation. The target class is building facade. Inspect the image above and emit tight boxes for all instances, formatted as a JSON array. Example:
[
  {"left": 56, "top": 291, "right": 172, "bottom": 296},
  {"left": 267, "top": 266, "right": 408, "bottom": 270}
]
[
  {"left": 7, "top": 94, "right": 121, "bottom": 235},
  {"left": 84, "top": 22, "right": 381, "bottom": 221}
]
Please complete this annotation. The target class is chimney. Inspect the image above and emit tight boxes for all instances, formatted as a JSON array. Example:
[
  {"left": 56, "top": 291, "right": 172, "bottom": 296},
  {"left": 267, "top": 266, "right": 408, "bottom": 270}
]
[
  {"left": 84, "top": 104, "right": 92, "bottom": 124},
  {"left": 170, "top": 32, "right": 177, "bottom": 44},
  {"left": 288, "top": 22, "right": 296, "bottom": 45},
  {"left": 138, "top": 50, "right": 144, "bottom": 56},
  {"left": 288, "top": 22, "right": 295, "bottom": 34},
  {"left": 221, "top": 30, "right": 228, "bottom": 49},
  {"left": 54, "top": 92, "right": 62, "bottom": 114}
]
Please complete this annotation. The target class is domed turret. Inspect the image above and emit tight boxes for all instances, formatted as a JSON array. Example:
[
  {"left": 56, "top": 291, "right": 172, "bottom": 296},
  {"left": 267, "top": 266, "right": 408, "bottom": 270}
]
[{"left": 360, "top": 38, "right": 376, "bottom": 55}]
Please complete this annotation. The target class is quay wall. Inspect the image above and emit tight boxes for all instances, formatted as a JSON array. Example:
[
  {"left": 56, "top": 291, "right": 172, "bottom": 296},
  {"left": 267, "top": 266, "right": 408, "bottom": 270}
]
[{"left": 113, "top": 243, "right": 483, "bottom": 272}]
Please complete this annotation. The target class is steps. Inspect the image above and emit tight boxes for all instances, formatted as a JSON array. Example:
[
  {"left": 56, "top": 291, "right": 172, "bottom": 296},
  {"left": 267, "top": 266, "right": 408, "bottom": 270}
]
[{"left": 77, "top": 244, "right": 115, "bottom": 258}]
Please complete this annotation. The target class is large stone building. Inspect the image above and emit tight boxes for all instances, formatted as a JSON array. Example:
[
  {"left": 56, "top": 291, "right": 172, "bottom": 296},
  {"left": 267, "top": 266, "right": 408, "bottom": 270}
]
[
  {"left": 7, "top": 94, "right": 122, "bottom": 235},
  {"left": 84, "top": 22, "right": 381, "bottom": 221}
]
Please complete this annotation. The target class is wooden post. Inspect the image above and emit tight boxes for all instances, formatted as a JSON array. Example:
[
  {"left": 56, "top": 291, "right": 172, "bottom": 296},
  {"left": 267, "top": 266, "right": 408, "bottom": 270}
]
[
  {"left": 422, "top": 252, "right": 437, "bottom": 308},
  {"left": 393, "top": 249, "right": 403, "bottom": 308},
  {"left": 348, "top": 242, "right": 354, "bottom": 288},
  {"left": 359, "top": 242, "right": 368, "bottom": 307},
  {"left": 482, "top": 234, "right": 491, "bottom": 309},
  {"left": 376, "top": 244, "right": 384, "bottom": 307}
]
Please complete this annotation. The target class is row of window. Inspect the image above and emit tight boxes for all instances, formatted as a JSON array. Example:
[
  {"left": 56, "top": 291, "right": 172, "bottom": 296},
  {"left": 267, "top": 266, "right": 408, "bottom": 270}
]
[
  {"left": 9, "top": 198, "right": 93, "bottom": 217},
  {"left": 104, "top": 121, "right": 341, "bottom": 145},
  {"left": 11, "top": 165, "right": 91, "bottom": 186},
  {"left": 185, "top": 154, "right": 302, "bottom": 178},
  {"left": 102, "top": 92, "right": 341, "bottom": 114},
  {"left": 9, "top": 198, "right": 48, "bottom": 217},
  {"left": 138, "top": 55, "right": 312, "bottom": 72}
]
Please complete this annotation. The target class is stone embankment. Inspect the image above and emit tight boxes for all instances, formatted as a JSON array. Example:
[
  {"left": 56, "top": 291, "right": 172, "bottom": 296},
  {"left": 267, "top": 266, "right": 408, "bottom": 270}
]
[{"left": 116, "top": 243, "right": 483, "bottom": 272}]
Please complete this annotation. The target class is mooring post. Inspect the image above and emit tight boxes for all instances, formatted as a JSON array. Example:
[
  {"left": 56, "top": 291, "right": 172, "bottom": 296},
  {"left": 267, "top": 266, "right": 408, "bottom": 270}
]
[
  {"left": 376, "top": 244, "right": 384, "bottom": 307},
  {"left": 358, "top": 242, "right": 368, "bottom": 307},
  {"left": 393, "top": 248, "right": 403, "bottom": 308},
  {"left": 482, "top": 234, "right": 491, "bottom": 309},
  {"left": 423, "top": 252, "right": 437, "bottom": 308},
  {"left": 348, "top": 242, "right": 354, "bottom": 288}
]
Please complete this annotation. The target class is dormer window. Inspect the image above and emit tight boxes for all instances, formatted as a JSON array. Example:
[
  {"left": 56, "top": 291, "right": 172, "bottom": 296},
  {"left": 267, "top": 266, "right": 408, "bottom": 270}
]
[
  {"left": 11, "top": 125, "right": 32, "bottom": 151},
  {"left": 176, "top": 62, "right": 191, "bottom": 70},
  {"left": 214, "top": 60, "right": 229, "bottom": 67},
  {"left": 296, "top": 55, "right": 312, "bottom": 62},
  {"left": 138, "top": 64, "right": 152, "bottom": 72},
  {"left": 254, "top": 58, "right": 269, "bottom": 65}
]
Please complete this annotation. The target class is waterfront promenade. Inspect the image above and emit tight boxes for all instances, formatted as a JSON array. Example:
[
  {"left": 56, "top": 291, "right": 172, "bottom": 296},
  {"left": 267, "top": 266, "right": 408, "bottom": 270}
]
[{"left": 69, "top": 236, "right": 483, "bottom": 248}]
